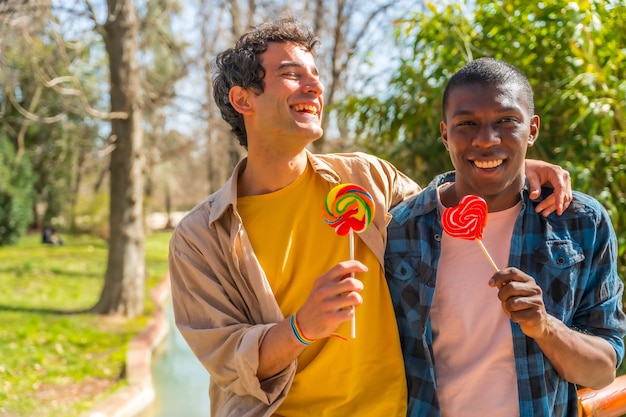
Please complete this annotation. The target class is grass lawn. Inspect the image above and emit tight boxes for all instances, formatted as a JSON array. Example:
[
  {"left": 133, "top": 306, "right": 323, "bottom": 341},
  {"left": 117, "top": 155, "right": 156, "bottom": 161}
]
[{"left": 0, "top": 230, "right": 172, "bottom": 417}]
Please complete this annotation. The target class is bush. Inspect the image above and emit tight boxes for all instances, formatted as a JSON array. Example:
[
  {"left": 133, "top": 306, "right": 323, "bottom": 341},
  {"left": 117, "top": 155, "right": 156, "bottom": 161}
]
[{"left": 0, "top": 138, "right": 36, "bottom": 245}]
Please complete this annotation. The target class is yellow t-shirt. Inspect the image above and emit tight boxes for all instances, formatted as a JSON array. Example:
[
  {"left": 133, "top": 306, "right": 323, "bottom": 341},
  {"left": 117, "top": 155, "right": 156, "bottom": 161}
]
[{"left": 237, "top": 163, "right": 407, "bottom": 417}]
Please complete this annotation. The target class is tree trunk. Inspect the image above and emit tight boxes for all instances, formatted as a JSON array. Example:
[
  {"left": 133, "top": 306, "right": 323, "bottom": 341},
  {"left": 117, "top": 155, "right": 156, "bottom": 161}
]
[{"left": 92, "top": 0, "right": 145, "bottom": 317}]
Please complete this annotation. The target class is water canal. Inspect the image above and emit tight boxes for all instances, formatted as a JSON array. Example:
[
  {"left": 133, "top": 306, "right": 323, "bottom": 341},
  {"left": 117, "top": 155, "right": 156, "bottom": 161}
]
[{"left": 137, "top": 303, "right": 210, "bottom": 417}]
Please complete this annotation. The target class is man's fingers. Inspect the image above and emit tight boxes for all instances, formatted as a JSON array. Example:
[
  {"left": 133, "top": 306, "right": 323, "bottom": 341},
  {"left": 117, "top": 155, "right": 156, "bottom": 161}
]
[
  {"left": 535, "top": 194, "right": 557, "bottom": 217},
  {"left": 323, "top": 260, "right": 368, "bottom": 281}
]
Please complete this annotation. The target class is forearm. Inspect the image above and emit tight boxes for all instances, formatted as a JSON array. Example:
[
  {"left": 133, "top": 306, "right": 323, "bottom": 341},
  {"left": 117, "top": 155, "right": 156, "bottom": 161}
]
[
  {"left": 535, "top": 315, "right": 617, "bottom": 389},
  {"left": 171, "top": 247, "right": 293, "bottom": 397},
  {"left": 258, "top": 317, "right": 306, "bottom": 380}
]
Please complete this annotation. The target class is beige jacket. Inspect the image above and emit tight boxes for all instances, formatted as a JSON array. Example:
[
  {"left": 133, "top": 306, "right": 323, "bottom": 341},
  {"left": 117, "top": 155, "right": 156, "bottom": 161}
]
[{"left": 168, "top": 150, "right": 420, "bottom": 417}]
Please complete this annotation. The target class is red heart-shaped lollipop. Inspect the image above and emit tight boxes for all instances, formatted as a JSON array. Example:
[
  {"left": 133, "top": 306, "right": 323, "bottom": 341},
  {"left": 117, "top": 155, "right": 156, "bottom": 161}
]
[
  {"left": 442, "top": 195, "right": 488, "bottom": 240},
  {"left": 442, "top": 195, "right": 499, "bottom": 272}
]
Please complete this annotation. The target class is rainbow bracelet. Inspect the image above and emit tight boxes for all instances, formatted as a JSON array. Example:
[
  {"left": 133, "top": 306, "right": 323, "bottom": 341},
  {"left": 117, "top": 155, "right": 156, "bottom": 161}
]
[{"left": 290, "top": 313, "right": 316, "bottom": 345}]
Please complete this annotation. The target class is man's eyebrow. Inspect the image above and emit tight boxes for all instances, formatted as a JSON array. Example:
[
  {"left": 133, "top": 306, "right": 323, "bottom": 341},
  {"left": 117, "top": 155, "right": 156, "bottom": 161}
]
[
  {"left": 277, "top": 61, "right": 319, "bottom": 76},
  {"left": 450, "top": 106, "right": 523, "bottom": 118},
  {"left": 449, "top": 109, "right": 475, "bottom": 118}
]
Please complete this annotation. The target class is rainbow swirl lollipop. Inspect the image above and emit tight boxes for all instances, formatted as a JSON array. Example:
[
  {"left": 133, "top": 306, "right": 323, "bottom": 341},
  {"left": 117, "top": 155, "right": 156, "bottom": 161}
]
[
  {"left": 323, "top": 183, "right": 375, "bottom": 339},
  {"left": 323, "top": 184, "right": 375, "bottom": 236}
]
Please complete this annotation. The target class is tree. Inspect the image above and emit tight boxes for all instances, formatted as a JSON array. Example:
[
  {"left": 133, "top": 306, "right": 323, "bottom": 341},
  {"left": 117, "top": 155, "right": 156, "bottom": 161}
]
[
  {"left": 0, "top": 138, "right": 35, "bottom": 245},
  {"left": 139, "top": 0, "right": 189, "bottom": 226},
  {"left": 302, "top": 0, "right": 414, "bottom": 153},
  {"left": 341, "top": 0, "right": 626, "bottom": 277},
  {"left": 0, "top": 1, "right": 103, "bottom": 231},
  {"left": 197, "top": 0, "right": 247, "bottom": 194},
  {"left": 85, "top": 0, "right": 146, "bottom": 317},
  {"left": 1, "top": 0, "right": 193, "bottom": 314},
  {"left": 88, "top": 0, "right": 188, "bottom": 316}
]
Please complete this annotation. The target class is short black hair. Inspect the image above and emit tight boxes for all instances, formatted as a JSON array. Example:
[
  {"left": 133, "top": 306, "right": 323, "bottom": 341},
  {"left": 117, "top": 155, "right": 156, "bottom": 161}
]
[{"left": 442, "top": 57, "right": 534, "bottom": 122}]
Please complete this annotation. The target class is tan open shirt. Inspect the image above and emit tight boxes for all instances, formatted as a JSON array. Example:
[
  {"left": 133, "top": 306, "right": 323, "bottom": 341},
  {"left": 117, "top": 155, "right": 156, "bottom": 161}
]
[{"left": 168, "top": 150, "right": 420, "bottom": 417}]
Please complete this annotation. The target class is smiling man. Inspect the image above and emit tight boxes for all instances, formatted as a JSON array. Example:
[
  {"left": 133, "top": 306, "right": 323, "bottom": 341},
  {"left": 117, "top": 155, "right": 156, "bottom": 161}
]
[
  {"left": 384, "top": 57, "right": 626, "bottom": 417},
  {"left": 170, "top": 18, "right": 419, "bottom": 417},
  {"left": 169, "top": 18, "right": 575, "bottom": 417}
]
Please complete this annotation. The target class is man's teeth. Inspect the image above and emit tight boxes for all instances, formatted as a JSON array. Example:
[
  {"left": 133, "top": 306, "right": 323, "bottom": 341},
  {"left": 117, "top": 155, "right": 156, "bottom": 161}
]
[
  {"left": 292, "top": 104, "right": 317, "bottom": 115},
  {"left": 474, "top": 160, "right": 503, "bottom": 169}
]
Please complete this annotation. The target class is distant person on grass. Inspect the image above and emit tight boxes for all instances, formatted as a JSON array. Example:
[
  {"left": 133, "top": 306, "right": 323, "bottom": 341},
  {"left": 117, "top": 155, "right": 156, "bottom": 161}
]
[{"left": 42, "top": 226, "right": 63, "bottom": 245}]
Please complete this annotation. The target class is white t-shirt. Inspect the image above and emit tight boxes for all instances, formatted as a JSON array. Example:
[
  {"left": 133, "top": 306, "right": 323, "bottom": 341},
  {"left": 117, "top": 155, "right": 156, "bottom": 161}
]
[{"left": 431, "top": 187, "right": 522, "bottom": 417}]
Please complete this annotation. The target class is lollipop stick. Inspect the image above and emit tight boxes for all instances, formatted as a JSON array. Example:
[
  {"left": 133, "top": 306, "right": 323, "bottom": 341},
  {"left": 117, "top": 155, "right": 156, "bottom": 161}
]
[
  {"left": 476, "top": 240, "right": 499, "bottom": 272},
  {"left": 349, "top": 229, "right": 356, "bottom": 339}
]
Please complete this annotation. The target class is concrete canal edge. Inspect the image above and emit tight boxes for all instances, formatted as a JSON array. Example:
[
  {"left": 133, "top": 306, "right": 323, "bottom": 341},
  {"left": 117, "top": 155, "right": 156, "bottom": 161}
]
[{"left": 80, "top": 274, "right": 171, "bottom": 417}]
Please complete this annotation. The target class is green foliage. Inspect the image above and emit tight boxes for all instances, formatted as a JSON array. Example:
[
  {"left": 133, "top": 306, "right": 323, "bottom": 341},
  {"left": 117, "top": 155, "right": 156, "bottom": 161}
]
[
  {"left": 139, "top": 0, "right": 188, "bottom": 109},
  {"left": 73, "top": 187, "right": 111, "bottom": 238},
  {"left": 0, "top": 138, "right": 36, "bottom": 245},
  {"left": 1, "top": 20, "right": 105, "bottom": 230},
  {"left": 340, "top": 0, "right": 626, "bottom": 278},
  {"left": 2, "top": 1, "right": 192, "bottom": 235},
  {"left": 0, "top": 231, "right": 171, "bottom": 416}
]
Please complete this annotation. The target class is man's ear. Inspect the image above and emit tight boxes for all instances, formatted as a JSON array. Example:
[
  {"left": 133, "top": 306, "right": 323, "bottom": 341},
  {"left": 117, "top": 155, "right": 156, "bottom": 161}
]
[
  {"left": 440, "top": 120, "right": 450, "bottom": 150},
  {"left": 528, "top": 115, "right": 540, "bottom": 147},
  {"left": 229, "top": 86, "right": 254, "bottom": 115}
]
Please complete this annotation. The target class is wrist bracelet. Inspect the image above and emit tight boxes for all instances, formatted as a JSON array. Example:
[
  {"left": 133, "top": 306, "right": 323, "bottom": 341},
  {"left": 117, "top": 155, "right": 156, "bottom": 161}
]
[{"left": 290, "top": 313, "right": 315, "bottom": 345}]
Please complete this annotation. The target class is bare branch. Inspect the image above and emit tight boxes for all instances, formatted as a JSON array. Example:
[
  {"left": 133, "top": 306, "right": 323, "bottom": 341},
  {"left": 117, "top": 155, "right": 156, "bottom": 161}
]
[
  {"left": 6, "top": 87, "right": 67, "bottom": 124},
  {"left": 344, "top": 2, "right": 397, "bottom": 70},
  {"left": 83, "top": 0, "right": 106, "bottom": 35}
]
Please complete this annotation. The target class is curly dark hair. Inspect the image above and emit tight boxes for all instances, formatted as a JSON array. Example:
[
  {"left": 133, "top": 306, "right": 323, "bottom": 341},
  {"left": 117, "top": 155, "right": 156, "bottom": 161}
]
[{"left": 213, "top": 17, "right": 320, "bottom": 148}]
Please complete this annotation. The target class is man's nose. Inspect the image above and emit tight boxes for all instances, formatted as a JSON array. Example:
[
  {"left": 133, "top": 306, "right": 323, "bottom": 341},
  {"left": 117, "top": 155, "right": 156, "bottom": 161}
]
[
  {"left": 303, "top": 75, "right": 324, "bottom": 95},
  {"left": 472, "top": 124, "right": 501, "bottom": 148}
]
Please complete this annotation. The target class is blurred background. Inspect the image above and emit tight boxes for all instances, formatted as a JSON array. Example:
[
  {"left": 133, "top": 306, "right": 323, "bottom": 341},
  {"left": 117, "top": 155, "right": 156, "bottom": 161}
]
[{"left": 1, "top": 0, "right": 625, "bottom": 416}]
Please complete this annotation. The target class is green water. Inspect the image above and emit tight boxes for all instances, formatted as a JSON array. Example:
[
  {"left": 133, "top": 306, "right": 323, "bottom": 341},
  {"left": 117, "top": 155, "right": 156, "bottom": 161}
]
[{"left": 138, "top": 304, "right": 210, "bottom": 417}]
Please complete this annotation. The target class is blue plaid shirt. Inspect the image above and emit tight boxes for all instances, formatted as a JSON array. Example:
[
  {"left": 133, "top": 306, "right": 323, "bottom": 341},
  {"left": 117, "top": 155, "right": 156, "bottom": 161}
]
[{"left": 385, "top": 172, "right": 626, "bottom": 417}]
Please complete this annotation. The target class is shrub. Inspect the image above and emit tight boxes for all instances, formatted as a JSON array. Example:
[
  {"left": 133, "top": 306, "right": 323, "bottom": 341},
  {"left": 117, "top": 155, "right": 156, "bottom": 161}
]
[{"left": 0, "top": 138, "right": 36, "bottom": 245}]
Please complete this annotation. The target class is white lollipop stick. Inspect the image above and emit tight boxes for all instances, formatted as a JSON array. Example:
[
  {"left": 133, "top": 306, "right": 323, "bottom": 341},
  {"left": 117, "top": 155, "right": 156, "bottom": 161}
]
[
  {"left": 349, "top": 229, "right": 356, "bottom": 338},
  {"left": 475, "top": 240, "right": 499, "bottom": 272}
]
